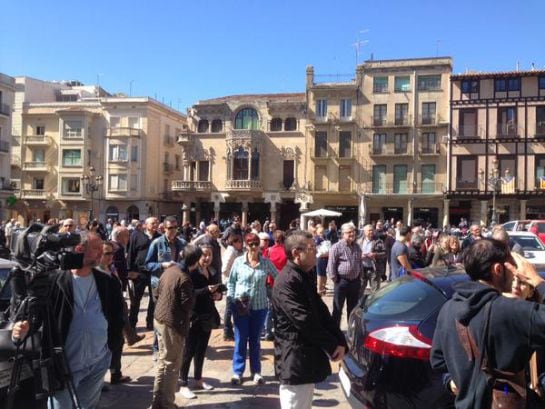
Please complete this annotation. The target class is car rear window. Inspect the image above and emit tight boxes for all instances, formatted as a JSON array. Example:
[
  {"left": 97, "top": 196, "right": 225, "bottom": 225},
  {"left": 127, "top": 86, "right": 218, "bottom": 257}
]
[
  {"left": 511, "top": 235, "right": 545, "bottom": 250},
  {"left": 364, "top": 276, "right": 446, "bottom": 320}
]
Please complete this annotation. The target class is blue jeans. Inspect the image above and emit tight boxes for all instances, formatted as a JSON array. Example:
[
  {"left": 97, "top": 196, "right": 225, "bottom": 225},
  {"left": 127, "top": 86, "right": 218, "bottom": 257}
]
[
  {"left": 49, "top": 350, "right": 111, "bottom": 409},
  {"left": 151, "top": 276, "right": 160, "bottom": 353},
  {"left": 232, "top": 308, "right": 267, "bottom": 376}
]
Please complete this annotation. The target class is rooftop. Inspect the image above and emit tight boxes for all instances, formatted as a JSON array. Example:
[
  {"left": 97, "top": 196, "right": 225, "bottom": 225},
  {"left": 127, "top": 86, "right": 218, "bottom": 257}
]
[
  {"left": 198, "top": 92, "right": 305, "bottom": 104},
  {"left": 451, "top": 69, "right": 545, "bottom": 80}
]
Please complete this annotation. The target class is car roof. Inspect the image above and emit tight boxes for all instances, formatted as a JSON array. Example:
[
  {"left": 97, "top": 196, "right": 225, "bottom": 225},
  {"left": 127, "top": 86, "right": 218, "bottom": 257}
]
[{"left": 508, "top": 231, "right": 540, "bottom": 237}]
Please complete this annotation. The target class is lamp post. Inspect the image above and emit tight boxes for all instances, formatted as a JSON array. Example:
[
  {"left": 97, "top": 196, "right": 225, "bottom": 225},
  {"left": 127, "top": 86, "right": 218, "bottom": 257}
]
[
  {"left": 479, "top": 158, "right": 500, "bottom": 226},
  {"left": 81, "top": 166, "right": 103, "bottom": 222}
]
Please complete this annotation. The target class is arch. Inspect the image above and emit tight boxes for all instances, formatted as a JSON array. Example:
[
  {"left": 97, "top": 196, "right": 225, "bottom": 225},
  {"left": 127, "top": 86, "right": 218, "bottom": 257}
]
[
  {"left": 270, "top": 118, "right": 282, "bottom": 132},
  {"left": 127, "top": 205, "right": 140, "bottom": 221},
  {"left": 105, "top": 205, "right": 120, "bottom": 221},
  {"left": 235, "top": 108, "right": 259, "bottom": 130},
  {"left": 285, "top": 117, "right": 297, "bottom": 131},
  {"left": 211, "top": 119, "right": 223, "bottom": 133},
  {"left": 198, "top": 119, "right": 209, "bottom": 133}
]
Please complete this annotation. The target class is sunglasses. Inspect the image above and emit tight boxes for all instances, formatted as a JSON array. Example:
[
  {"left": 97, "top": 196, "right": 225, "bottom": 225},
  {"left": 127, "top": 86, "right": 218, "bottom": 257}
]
[
  {"left": 247, "top": 242, "right": 260, "bottom": 248},
  {"left": 166, "top": 226, "right": 177, "bottom": 230}
]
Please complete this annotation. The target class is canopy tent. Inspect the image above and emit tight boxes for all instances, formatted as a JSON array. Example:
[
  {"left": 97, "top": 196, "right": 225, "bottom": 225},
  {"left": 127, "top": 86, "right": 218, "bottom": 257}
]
[{"left": 300, "top": 208, "right": 342, "bottom": 230}]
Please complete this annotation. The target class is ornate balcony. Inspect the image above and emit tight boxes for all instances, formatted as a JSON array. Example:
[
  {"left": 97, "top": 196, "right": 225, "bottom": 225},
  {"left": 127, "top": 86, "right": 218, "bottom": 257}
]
[
  {"left": 23, "top": 161, "right": 48, "bottom": 171},
  {"left": 106, "top": 127, "right": 142, "bottom": 138},
  {"left": 226, "top": 129, "right": 264, "bottom": 151},
  {"left": 23, "top": 135, "right": 50, "bottom": 145},
  {"left": 21, "top": 189, "right": 47, "bottom": 198},
  {"left": 171, "top": 180, "right": 212, "bottom": 192},
  {"left": 225, "top": 179, "right": 263, "bottom": 191}
]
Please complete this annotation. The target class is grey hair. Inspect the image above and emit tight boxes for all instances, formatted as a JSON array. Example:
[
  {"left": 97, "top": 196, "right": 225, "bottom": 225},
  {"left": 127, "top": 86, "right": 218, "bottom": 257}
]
[
  {"left": 111, "top": 226, "right": 128, "bottom": 241},
  {"left": 341, "top": 222, "right": 356, "bottom": 233}
]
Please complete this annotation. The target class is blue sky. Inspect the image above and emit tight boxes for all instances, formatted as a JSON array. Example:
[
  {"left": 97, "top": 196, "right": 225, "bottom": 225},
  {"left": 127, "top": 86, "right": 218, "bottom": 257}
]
[{"left": 1, "top": 0, "right": 543, "bottom": 112}]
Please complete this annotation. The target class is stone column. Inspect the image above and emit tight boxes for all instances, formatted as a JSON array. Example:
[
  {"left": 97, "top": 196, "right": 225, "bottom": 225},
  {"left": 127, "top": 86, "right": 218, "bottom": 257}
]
[
  {"left": 480, "top": 200, "right": 488, "bottom": 226},
  {"left": 263, "top": 192, "right": 280, "bottom": 223},
  {"left": 442, "top": 199, "right": 450, "bottom": 228},
  {"left": 181, "top": 203, "right": 190, "bottom": 226},
  {"left": 520, "top": 199, "right": 527, "bottom": 220},
  {"left": 241, "top": 201, "right": 249, "bottom": 228},
  {"left": 214, "top": 202, "right": 221, "bottom": 222},
  {"left": 407, "top": 198, "right": 414, "bottom": 226}
]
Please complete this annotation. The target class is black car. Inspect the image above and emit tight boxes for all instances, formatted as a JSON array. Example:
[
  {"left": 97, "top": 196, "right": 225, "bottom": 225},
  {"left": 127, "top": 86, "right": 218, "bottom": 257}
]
[{"left": 339, "top": 267, "right": 468, "bottom": 409}]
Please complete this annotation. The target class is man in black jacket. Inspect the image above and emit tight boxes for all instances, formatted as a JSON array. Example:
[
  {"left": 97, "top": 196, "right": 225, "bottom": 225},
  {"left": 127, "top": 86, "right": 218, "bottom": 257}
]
[
  {"left": 431, "top": 238, "right": 545, "bottom": 409},
  {"left": 12, "top": 232, "right": 124, "bottom": 409},
  {"left": 272, "top": 231, "right": 347, "bottom": 409},
  {"left": 127, "top": 216, "right": 160, "bottom": 331}
]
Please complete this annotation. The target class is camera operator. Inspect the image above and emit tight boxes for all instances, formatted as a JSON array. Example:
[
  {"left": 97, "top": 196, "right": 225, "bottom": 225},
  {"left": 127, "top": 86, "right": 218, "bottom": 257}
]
[{"left": 11, "top": 232, "right": 124, "bottom": 409}]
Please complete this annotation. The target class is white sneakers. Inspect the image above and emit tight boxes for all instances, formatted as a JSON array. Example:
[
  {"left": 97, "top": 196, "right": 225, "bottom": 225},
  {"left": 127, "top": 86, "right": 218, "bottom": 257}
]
[{"left": 253, "top": 373, "right": 265, "bottom": 385}]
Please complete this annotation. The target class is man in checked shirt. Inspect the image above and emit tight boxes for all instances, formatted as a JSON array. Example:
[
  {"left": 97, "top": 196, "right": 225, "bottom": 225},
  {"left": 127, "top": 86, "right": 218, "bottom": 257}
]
[{"left": 327, "top": 222, "right": 363, "bottom": 327}]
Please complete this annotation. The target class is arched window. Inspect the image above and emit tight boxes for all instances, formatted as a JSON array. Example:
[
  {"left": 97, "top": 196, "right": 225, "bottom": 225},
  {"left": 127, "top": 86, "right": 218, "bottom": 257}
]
[
  {"left": 211, "top": 119, "right": 223, "bottom": 133},
  {"left": 105, "top": 205, "right": 119, "bottom": 221},
  {"left": 198, "top": 119, "right": 209, "bottom": 133},
  {"left": 270, "top": 118, "right": 282, "bottom": 132},
  {"left": 285, "top": 117, "right": 297, "bottom": 131},
  {"left": 233, "top": 147, "right": 249, "bottom": 180},
  {"left": 235, "top": 108, "right": 259, "bottom": 130},
  {"left": 127, "top": 205, "right": 139, "bottom": 221}
]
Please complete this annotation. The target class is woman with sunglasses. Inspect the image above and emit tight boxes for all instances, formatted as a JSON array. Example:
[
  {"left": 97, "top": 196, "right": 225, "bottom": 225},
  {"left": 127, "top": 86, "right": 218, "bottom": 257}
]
[
  {"left": 96, "top": 241, "right": 132, "bottom": 385},
  {"left": 227, "top": 232, "right": 278, "bottom": 385}
]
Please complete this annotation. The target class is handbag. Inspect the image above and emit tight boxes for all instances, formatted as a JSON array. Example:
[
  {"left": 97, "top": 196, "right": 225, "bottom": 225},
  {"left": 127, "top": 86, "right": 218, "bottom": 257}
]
[
  {"left": 234, "top": 296, "right": 250, "bottom": 316},
  {"left": 456, "top": 300, "right": 526, "bottom": 409}
]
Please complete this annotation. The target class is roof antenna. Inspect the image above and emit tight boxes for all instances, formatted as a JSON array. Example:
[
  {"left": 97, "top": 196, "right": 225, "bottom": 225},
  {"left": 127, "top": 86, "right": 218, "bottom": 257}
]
[
  {"left": 516, "top": 61, "right": 520, "bottom": 71},
  {"left": 531, "top": 62, "right": 536, "bottom": 71}
]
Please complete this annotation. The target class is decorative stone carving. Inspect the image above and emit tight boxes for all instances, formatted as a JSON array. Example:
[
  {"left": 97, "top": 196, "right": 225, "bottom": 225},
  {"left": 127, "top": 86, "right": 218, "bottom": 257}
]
[{"left": 294, "top": 189, "right": 313, "bottom": 211}]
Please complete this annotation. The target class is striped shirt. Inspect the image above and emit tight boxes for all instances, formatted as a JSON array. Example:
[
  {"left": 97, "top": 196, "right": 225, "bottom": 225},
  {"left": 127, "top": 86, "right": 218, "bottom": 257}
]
[
  {"left": 326, "top": 239, "right": 362, "bottom": 281},
  {"left": 227, "top": 254, "right": 278, "bottom": 310}
]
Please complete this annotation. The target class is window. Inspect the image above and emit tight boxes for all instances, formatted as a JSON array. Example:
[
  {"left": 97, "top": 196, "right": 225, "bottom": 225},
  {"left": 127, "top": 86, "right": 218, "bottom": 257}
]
[
  {"left": 109, "top": 174, "right": 128, "bottom": 191},
  {"left": 130, "top": 174, "right": 137, "bottom": 192},
  {"left": 198, "top": 119, "right": 209, "bottom": 133},
  {"left": 211, "top": 119, "right": 223, "bottom": 133},
  {"left": 373, "top": 77, "right": 388, "bottom": 93},
  {"left": 508, "top": 77, "right": 521, "bottom": 91},
  {"left": 128, "top": 117, "right": 140, "bottom": 129},
  {"left": 175, "top": 155, "right": 180, "bottom": 171},
  {"left": 34, "top": 178, "right": 44, "bottom": 190},
  {"left": 394, "top": 165, "right": 408, "bottom": 193},
  {"left": 421, "top": 132, "right": 437, "bottom": 154},
  {"left": 540, "top": 77, "right": 545, "bottom": 90},
  {"left": 395, "top": 103, "right": 409, "bottom": 125},
  {"left": 131, "top": 145, "right": 138, "bottom": 162},
  {"left": 536, "top": 106, "right": 545, "bottom": 135},
  {"left": 417, "top": 75, "right": 441, "bottom": 91},
  {"left": 394, "top": 133, "right": 408, "bottom": 154},
  {"left": 395, "top": 76, "right": 411, "bottom": 92},
  {"left": 285, "top": 117, "right": 297, "bottom": 131},
  {"left": 457, "top": 156, "right": 477, "bottom": 189},
  {"left": 110, "top": 117, "right": 121, "bottom": 128},
  {"left": 64, "top": 120, "right": 82, "bottom": 138},
  {"left": 339, "top": 166, "right": 351, "bottom": 192},
  {"left": 495, "top": 79, "right": 507, "bottom": 92},
  {"left": 459, "top": 109, "right": 477, "bottom": 137},
  {"left": 198, "top": 161, "right": 209, "bottom": 181},
  {"left": 372, "top": 165, "right": 386, "bottom": 193},
  {"left": 421, "top": 164, "right": 436, "bottom": 193},
  {"left": 339, "top": 131, "right": 351, "bottom": 158},
  {"left": 373, "top": 133, "right": 387, "bottom": 154},
  {"left": 316, "top": 99, "right": 328, "bottom": 118},
  {"left": 109, "top": 144, "right": 128, "bottom": 161},
  {"left": 62, "top": 149, "right": 81, "bottom": 167},
  {"left": 164, "top": 124, "right": 170, "bottom": 136},
  {"left": 461, "top": 79, "right": 479, "bottom": 94},
  {"left": 422, "top": 102, "right": 436, "bottom": 124},
  {"left": 340, "top": 99, "right": 352, "bottom": 118},
  {"left": 251, "top": 149, "right": 260, "bottom": 179},
  {"left": 233, "top": 147, "right": 249, "bottom": 179},
  {"left": 235, "top": 108, "right": 259, "bottom": 130},
  {"left": 36, "top": 125, "right": 45, "bottom": 136},
  {"left": 536, "top": 156, "right": 545, "bottom": 188},
  {"left": 373, "top": 104, "right": 387, "bottom": 126},
  {"left": 314, "top": 165, "right": 327, "bottom": 191},
  {"left": 33, "top": 149, "right": 45, "bottom": 162},
  {"left": 62, "top": 178, "right": 81, "bottom": 195},
  {"left": 314, "top": 131, "right": 328, "bottom": 157},
  {"left": 270, "top": 118, "right": 282, "bottom": 132},
  {"left": 497, "top": 107, "right": 517, "bottom": 136},
  {"left": 283, "top": 160, "right": 294, "bottom": 189}
]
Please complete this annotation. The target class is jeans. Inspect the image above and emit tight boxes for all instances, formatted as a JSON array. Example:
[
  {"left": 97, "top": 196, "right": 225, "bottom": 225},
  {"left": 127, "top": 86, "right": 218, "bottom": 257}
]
[
  {"left": 262, "top": 288, "right": 274, "bottom": 338},
  {"left": 332, "top": 277, "right": 361, "bottom": 327},
  {"left": 49, "top": 350, "right": 111, "bottom": 409},
  {"left": 223, "top": 296, "right": 234, "bottom": 337},
  {"left": 151, "top": 275, "right": 160, "bottom": 353},
  {"left": 360, "top": 267, "right": 380, "bottom": 297},
  {"left": 151, "top": 320, "right": 185, "bottom": 409},
  {"left": 232, "top": 308, "right": 267, "bottom": 376}
]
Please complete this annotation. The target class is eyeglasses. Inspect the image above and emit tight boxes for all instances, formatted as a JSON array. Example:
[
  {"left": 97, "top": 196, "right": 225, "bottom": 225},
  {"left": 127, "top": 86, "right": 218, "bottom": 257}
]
[
  {"left": 103, "top": 252, "right": 113, "bottom": 256},
  {"left": 247, "top": 242, "right": 260, "bottom": 248},
  {"left": 166, "top": 226, "right": 177, "bottom": 230}
]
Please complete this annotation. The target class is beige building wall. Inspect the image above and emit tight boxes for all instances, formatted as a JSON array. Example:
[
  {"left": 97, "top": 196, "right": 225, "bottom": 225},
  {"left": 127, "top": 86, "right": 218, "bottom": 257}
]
[{"left": 0, "top": 73, "right": 15, "bottom": 221}]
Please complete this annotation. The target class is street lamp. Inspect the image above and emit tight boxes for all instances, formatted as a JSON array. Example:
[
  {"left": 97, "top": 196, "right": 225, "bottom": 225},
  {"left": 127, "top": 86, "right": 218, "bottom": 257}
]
[
  {"left": 81, "top": 166, "right": 103, "bottom": 221},
  {"left": 479, "top": 158, "right": 500, "bottom": 226}
]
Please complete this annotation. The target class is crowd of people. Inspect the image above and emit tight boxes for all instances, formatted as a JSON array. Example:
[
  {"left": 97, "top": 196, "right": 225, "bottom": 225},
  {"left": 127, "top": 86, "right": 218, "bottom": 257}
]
[{"left": 4, "top": 212, "right": 545, "bottom": 409}]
